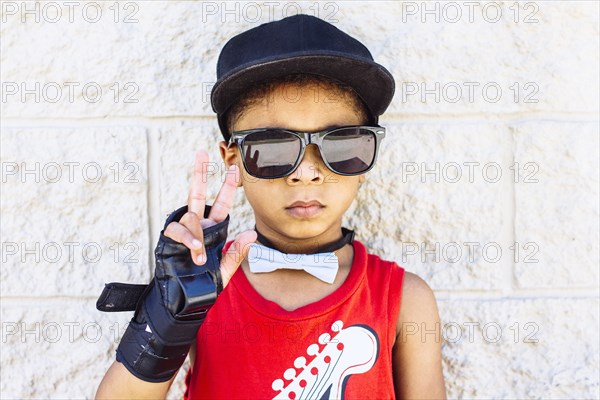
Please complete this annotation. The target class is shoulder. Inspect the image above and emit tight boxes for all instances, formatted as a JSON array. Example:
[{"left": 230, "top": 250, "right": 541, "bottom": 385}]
[
  {"left": 401, "top": 271, "right": 434, "bottom": 300},
  {"left": 396, "top": 272, "right": 440, "bottom": 335}
]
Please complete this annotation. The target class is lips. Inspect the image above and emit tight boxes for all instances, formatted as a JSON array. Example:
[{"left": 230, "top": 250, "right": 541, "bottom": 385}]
[
  {"left": 285, "top": 200, "right": 325, "bottom": 218},
  {"left": 287, "top": 200, "right": 323, "bottom": 208}
]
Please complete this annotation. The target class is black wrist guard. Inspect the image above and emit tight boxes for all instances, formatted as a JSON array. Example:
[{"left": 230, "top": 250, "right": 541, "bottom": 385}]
[{"left": 96, "top": 205, "right": 229, "bottom": 382}]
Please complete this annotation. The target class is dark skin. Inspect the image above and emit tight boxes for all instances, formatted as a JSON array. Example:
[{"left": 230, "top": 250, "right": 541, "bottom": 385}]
[{"left": 96, "top": 82, "right": 446, "bottom": 399}]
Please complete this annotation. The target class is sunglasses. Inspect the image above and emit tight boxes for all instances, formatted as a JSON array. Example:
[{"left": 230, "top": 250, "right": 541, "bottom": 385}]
[{"left": 229, "top": 125, "right": 386, "bottom": 179}]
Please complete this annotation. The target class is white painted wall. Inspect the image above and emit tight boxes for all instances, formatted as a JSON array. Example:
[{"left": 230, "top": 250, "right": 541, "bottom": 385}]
[{"left": 1, "top": 1, "right": 598, "bottom": 398}]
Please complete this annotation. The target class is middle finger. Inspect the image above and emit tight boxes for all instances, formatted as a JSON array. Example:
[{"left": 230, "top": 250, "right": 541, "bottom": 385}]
[{"left": 208, "top": 164, "right": 240, "bottom": 223}]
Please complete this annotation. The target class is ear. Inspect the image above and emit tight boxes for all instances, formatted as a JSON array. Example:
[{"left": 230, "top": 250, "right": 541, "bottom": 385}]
[
  {"left": 219, "top": 140, "right": 237, "bottom": 167},
  {"left": 219, "top": 141, "right": 243, "bottom": 187}
]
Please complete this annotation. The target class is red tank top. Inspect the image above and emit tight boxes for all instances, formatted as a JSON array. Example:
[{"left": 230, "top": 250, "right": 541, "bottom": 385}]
[{"left": 184, "top": 240, "right": 405, "bottom": 399}]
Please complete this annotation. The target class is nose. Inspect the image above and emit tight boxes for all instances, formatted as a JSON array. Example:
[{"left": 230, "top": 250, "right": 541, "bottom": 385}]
[{"left": 286, "top": 144, "right": 326, "bottom": 185}]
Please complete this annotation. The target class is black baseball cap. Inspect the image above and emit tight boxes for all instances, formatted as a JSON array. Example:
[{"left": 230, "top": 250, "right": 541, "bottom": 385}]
[{"left": 211, "top": 14, "right": 396, "bottom": 140}]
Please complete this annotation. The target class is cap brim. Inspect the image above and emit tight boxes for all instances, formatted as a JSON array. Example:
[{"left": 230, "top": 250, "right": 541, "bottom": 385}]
[{"left": 211, "top": 53, "right": 395, "bottom": 120}]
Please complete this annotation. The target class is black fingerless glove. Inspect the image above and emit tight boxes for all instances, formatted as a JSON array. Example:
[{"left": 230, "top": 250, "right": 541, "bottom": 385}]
[{"left": 96, "top": 205, "right": 229, "bottom": 382}]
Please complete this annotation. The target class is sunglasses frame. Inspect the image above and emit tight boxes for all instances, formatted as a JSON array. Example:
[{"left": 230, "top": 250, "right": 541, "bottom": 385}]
[{"left": 229, "top": 125, "right": 386, "bottom": 179}]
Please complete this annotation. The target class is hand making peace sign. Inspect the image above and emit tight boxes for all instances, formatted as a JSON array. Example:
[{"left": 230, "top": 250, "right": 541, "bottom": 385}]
[{"left": 163, "top": 150, "right": 257, "bottom": 288}]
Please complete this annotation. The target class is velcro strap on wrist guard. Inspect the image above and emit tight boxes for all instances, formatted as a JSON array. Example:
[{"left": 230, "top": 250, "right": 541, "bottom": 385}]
[{"left": 96, "top": 205, "right": 228, "bottom": 315}]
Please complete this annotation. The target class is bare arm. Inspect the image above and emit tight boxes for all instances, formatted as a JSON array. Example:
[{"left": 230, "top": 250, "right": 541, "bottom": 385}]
[
  {"left": 95, "top": 361, "right": 176, "bottom": 399},
  {"left": 393, "top": 272, "right": 446, "bottom": 399}
]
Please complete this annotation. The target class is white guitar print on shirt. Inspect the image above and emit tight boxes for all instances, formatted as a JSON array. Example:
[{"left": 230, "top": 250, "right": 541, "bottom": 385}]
[{"left": 271, "top": 320, "right": 380, "bottom": 400}]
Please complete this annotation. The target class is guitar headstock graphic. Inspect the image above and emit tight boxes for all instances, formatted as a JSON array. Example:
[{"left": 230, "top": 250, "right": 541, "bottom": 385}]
[{"left": 271, "top": 320, "right": 379, "bottom": 400}]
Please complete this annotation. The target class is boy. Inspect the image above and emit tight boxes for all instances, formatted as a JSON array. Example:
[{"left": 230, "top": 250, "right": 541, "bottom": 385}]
[{"left": 96, "top": 14, "right": 446, "bottom": 399}]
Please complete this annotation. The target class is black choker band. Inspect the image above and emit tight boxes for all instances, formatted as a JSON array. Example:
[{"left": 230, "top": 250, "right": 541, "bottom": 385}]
[{"left": 253, "top": 227, "right": 355, "bottom": 254}]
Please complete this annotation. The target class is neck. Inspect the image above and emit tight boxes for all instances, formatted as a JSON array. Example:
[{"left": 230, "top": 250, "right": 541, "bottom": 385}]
[{"left": 253, "top": 224, "right": 353, "bottom": 254}]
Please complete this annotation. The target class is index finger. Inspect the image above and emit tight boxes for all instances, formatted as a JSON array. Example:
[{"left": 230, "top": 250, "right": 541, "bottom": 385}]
[{"left": 188, "top": 150, "right": 210, "bottom": 216}]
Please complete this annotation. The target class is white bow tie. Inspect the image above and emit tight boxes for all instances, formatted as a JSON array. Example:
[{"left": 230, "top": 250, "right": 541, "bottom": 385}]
[{"left": 247, "top": 243, "right": 339, "bottom": 284}]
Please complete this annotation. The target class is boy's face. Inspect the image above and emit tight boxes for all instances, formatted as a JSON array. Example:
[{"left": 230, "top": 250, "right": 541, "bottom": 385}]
[{"left": 219, "top": 82, "right": 366, "bottom": 244}]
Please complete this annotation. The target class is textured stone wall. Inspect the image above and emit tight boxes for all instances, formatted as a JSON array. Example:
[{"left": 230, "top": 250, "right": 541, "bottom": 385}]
[{"left": 1, "top": 1, "right": 598, "bottom": 398}]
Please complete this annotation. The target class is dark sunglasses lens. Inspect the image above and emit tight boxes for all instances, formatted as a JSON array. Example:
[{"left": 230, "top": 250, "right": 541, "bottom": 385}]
[
  {"left": 322, "top": 128, "right": 377, "bottom": 174},
  {"left": 242, "top": 130, "right": 301, "bottom": 178}
]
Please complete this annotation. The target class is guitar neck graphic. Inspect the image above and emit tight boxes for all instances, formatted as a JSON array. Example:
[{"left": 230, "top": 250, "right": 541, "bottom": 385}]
[{"left": 272, "top": 320, "right": 379, "bottom": 400}]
